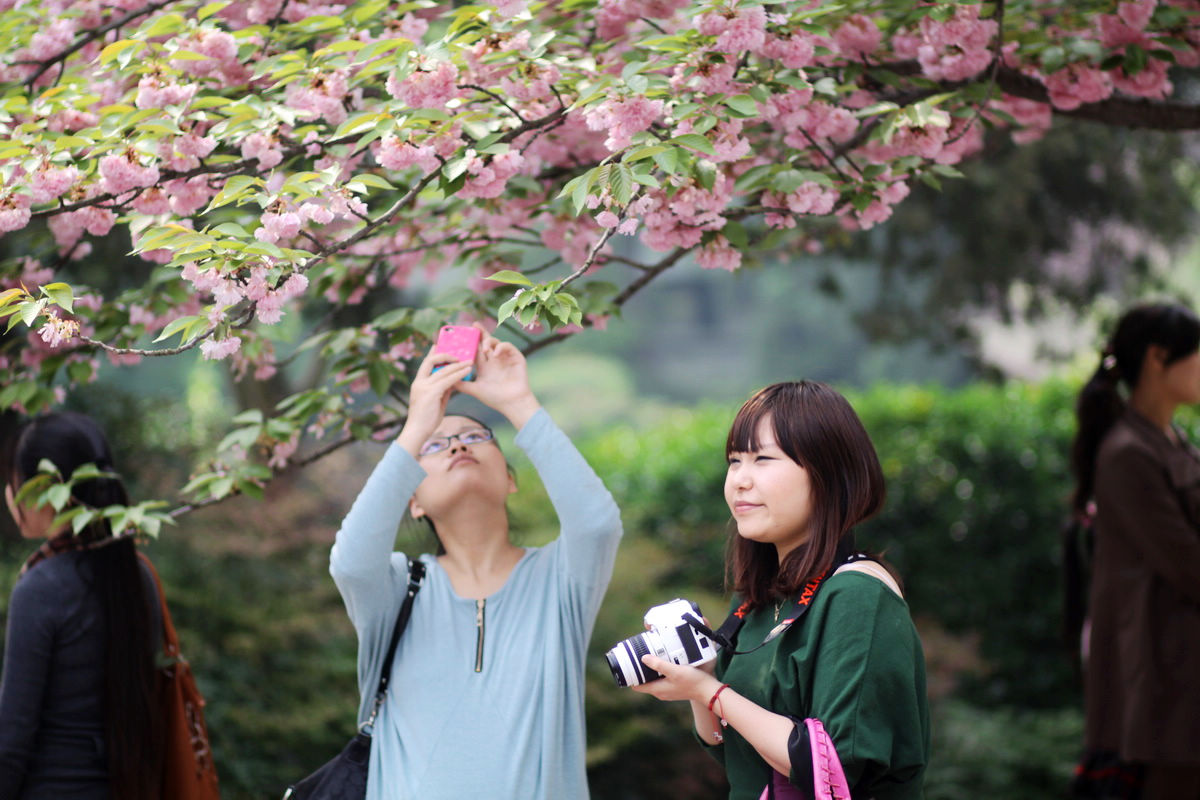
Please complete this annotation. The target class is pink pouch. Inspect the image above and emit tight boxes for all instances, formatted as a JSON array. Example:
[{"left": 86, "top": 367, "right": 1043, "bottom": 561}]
[{"left": 758, "top": 718, "right": 850, "bottom": 800}]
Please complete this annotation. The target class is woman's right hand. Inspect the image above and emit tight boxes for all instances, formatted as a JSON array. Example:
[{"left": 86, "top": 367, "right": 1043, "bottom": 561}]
[
  {"left": 630, "top": 656, "right": 722, "bottom": 705},
  {"left": 395, "top": 349, "right": 475, "bottom": 458}
]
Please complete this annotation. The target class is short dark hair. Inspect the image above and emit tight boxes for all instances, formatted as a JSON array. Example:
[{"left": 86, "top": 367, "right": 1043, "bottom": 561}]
[{"left": 725, "top": 381, "right": 885, "bottom": 609}]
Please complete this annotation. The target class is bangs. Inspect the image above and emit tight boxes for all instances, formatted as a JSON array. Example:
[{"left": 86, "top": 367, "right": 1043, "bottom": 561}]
[
  {"left": 1165, "top": 305, "right": 1200, "bottom": 360},
  {"left": 725, "top": 390, "right": 773, "bottom": 456}
]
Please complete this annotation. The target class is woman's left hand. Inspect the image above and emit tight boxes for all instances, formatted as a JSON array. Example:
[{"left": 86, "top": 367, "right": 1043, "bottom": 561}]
[
  {"left": 630, "top": 656, "right": 721, "bottom": 704},
  {"left": 455, "top": 327, "right": 541, "bottom": 428}
]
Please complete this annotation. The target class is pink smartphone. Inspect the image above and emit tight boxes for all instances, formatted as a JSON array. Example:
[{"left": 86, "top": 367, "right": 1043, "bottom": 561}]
[{"left": 432, "top": 325, "right": 482, "bottom": 381}]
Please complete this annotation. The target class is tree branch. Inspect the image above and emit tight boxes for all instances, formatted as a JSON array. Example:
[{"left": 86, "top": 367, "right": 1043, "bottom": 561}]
[
  {"left": 522, "top": 245, "right": 693, "bottom": 358},
  {"left": 24, "top": 0, "right": 185, "bottom": 87},
  {"left": 875, "top": 59, "right": 1200, "bottom": 130}
]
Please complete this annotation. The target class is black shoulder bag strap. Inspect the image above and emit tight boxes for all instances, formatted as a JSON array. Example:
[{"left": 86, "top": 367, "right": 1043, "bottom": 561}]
[{"left": 361, "top": 557, "right": 426, "bottom": 734}]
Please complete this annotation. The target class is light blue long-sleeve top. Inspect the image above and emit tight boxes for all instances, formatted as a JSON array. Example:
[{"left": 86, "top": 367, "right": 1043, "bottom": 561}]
[{"left": 330, "top": 408, "right": 622, "bottom": 800}]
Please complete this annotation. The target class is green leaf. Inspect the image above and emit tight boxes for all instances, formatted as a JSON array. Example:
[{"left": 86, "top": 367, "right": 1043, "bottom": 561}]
[
  {"left": 724, "top": 94, "right": 758, "bottom": 117},
  {"left": 652, "top": 147, "right": 681, "bottom": 174},
  {"left": 140, "top": 12, "right": 186, "bottom": 38},
  {"left": 670, "top": 134, "right": 715, "bottom": 157},
  {"left": 1040, "top": 45, "right": 1066, "bottom": 74},
  {"left": 71, "top": 509, "right": 98, "bottom": 534},
  {"left": 856, "top": 101, "right": 901, "bottom": 118},
  {"left": 611, "top": 163, "right": 634, "bottom": 205},
  {"left": 345, "top": 173, "right": 396, "bottom": 192},
  {"left": 624, "top": 144, "right": 666, "bottom": 163},
  {"left": 722, "top": 220, "right": 749, "bottom": 249},
  {"left": 20, "top": 300, "right": 43, "bottom": 328},
  {"left": 99, "top": 40, "right": 145, "bottom": 65},
  {"left": 46, "top": 483, "right": 71, "bottom": 511},
  {"left": 487, "top": 270, "right": 532, "bottom": 286},
  {"left": 153, "top": 314, "right": 204, "bottom": 344},
  {"left": 1124, "top": 44, "right": 1147, "bottom": 75},
  {"left": 41, "top": 282, "right": 74, "bottom": 313},
  {"left": 496, "top": 294, "right": 520, "bottom": 324},
  {"left": 352, "top": 0, "right": 389, "bottom": 24},
  {"left": 198, "top": 1, "right": 231, "bottom": 20}
]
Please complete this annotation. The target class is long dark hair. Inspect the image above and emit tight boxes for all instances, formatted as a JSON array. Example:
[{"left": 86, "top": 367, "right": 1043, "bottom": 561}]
[
  {"left": 725, "top": 381, "right": 886, "bottom": 609},
  {"left": 3, "top": 412, "right": 163, "bottom": 799},
  {"left": 1070, "top": 302, "right": 1200, "bottom": 515},
  {"left": 1064, "top": 303, "right": 1200, "bottom": 660}
]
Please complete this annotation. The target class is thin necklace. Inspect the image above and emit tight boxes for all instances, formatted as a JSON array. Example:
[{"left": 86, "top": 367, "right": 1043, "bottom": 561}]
[{"left": 773, "top": 599, "right": 784, "bottom": 623}]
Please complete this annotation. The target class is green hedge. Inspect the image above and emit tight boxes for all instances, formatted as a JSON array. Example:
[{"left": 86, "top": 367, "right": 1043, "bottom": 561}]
[{"left": 6, "top": 378, "right": 1183, "bottom": 798}]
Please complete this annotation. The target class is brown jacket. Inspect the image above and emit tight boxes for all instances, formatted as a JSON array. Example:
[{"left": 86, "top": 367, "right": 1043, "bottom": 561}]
[{"left": 1086, "top": 408, "right": 1200, "bottom": 763}]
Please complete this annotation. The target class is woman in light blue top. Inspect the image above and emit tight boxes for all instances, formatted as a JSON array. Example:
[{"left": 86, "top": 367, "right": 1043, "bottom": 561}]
[{"left": 330, "top": 327, "right": 623, "bottom": 800}]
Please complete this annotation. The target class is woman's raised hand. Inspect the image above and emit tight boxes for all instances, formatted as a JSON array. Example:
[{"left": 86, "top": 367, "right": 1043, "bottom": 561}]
[
  {"left": 456, "top": 328, "right": 541, "bottom": 429},
  {"left": 395, "top": 349, "right": 474, "bottom": 457}
]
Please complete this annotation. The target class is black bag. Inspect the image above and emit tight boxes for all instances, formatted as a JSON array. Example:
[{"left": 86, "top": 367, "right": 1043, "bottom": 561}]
[{"left": 284, "top": 559, "right": 425, "bottom": 800}]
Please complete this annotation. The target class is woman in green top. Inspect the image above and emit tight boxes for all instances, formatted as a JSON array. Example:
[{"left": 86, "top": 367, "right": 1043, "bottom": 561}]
[{"left": 634, "top": 381, "right": 930, "bottom": 799}]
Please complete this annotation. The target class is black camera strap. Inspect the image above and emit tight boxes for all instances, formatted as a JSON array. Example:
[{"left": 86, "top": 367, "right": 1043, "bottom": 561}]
[{"left": 684, "top": 539, "right": 862, "bottom": 657}]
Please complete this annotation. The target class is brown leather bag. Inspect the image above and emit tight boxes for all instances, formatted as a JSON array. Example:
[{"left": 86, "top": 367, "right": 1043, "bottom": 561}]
[{"left": 141, "top": 554, "right": 221, "bottom": 800}]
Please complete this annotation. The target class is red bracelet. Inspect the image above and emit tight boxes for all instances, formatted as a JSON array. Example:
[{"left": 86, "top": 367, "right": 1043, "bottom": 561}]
[{"left": 708, "top": 683, "right": 731, "bottom": 721}]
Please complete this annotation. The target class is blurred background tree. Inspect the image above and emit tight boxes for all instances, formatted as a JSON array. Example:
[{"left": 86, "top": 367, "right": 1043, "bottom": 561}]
[{"left": 2, "top": 32, "right": 1200, "bottom": 800}]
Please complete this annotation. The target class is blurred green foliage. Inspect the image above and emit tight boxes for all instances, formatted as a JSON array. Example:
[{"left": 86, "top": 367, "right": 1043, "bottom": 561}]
[{"left": 9, "top": 377, "right": 1193, "bottom": 798}]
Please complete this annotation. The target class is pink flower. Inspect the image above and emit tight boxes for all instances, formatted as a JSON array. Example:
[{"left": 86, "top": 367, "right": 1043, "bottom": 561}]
[
  {"left": 135, "top": 75, "right": 197, "bottom": 109},
  {"left": 835, "top": 14, "right": 883, "bottom": 59},
  {"left": 285, "top": 70, "right": 350, "bottom": 124},
  {"left": 37, "top": 313, "right": 80, "bottom": 348},
  {"left": 1118, "top": 0, "right": 1156, "bottom": 30},
  {"left": 492, "top": 0, "right": 525, "bottom": 17},
  {"left": 595, "top": 210, "right": 620, "bottom": 228},
  {"left": 1043, "top": 64, "right": 1114, "bottom": 110},
  {"left": 584, "top": 95, "right": 664, "bottom": 152},
  {"left": 595, "top": 0, "right": 689, "bottom": 39},
  {"left": 29, "top": 18, "right": 76, "bottom": 61},
  {"left": 762, "top": 31, "right": 817, "bottom": 69},
  {"left": 47, "top": 109, "right": 98, "bottom": 132},
  {"left": 98, "top": 152, "right": 160, "bottom": 195},
  {"left": 376, "top": 135, "right": 440, "bottom": 172},
  {"left": 255, "top": 209, "right": 302, "bottom": 243},
  {"left": 697, "top": 4, "right": 767, "bottom": 54},
  {"left": 29, "top": 165, "right": 79, "bottom": 204},
  {"left": 177, "top": 132, "right": 218, "bottom": 159},
  {"left": 397, "top": 13, "right": 428, "bottom": 40},
  {"left": 696, "top": 235, "right": 741, "bottom": 271},
  {"left": 241, "top": 132, "right": 284, "bottom": 169},
  {"left": 132, "top": 187, "right": 172, "bottom": 215},
  {"left": 670, "top": 57, "right": 738, "bottom": 94},
  {"left": 268, "top": 436, "right": 298, "bottom": 469},
  {"left": 990, "top": 96, "right": 1052, "bottom": 144},
  {"left": 200, "top": 336, "right": 242, "bottom": 360},
  {"left": 167, "top": 176, "right": 216, "bottom": 216},
  {"left": 47, "top": 205, "right": 116, "bottom": 250},
  {"left": 1111, "top": 58, "right": 1171, "bottom": 99},
  {"left": 300, "top": 201, "right": 335, "bottom": 224},
  {"left": 709, "top": 119, "right": 751, "bottom": 163},
  {"left": 918, "top": 5, "right": 997, "bottom": 81},
  {"left": 387, "top": 59, "right": 460, "bottom": 109},
  {"left": 459, "top": 150, "right": 526, "bottom": 199}
]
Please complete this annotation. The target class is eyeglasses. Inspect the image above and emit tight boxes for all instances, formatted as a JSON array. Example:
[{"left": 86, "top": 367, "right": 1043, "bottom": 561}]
[{"left": 418, "top": 428, "right": 494, "bottom": 457}]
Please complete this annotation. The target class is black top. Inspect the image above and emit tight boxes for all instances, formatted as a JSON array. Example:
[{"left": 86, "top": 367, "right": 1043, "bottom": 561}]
[{"left": 0, "top": 550, "right": 161, "bottom": 799}]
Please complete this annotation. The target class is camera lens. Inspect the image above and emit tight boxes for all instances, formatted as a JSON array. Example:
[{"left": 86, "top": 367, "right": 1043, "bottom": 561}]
[{"left": 606, "top": 632, "right": 661, "bottom": 687}]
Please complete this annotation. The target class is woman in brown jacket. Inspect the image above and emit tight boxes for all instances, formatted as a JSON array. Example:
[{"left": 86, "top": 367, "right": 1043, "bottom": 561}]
[{"left": 1069, "top": 303, "right": 1200, "bottom": 800}]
